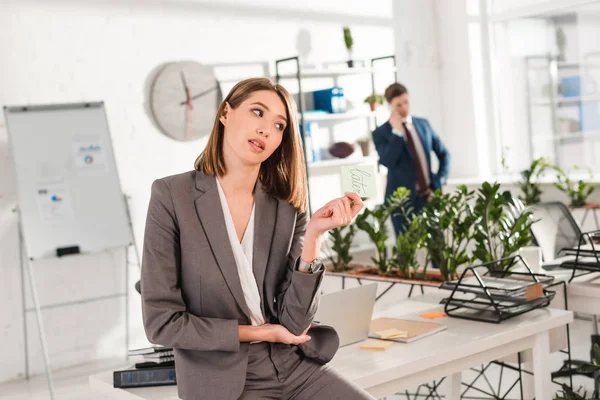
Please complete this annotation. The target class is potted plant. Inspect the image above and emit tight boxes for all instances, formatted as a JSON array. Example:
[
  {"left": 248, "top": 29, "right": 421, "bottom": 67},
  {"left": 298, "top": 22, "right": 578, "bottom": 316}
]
[
  {"left": 364, "top": 93, "right": 385, "bottom": 111},
  {"left": 518, "top": 157, "right": 550, "bottom": 205},
  {"left": 355, "top": 187, "right": 409, "bottom": 275},
  {"left": 471, "top": 182, "right": 535, "bottom": 272},
  {"left": 343, "top": 26, "right": 354, "bottom": 68},
  {"left": 422, "top": 185, "right": 477, "bottom": 281},
  {"left": 356, "top": 135, "right": 371, "bottom": 156},
  {"left": 553, "top": 165, "right": 596, "bottom": 208},
  {"left": 325, "top": 224, "right": 357, "bottom": 272}
]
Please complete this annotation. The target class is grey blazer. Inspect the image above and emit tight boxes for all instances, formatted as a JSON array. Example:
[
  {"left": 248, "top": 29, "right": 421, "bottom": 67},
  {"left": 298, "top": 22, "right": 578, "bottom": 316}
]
[{"left": 141, "top": 170, "right": 330, "bottom": 400}]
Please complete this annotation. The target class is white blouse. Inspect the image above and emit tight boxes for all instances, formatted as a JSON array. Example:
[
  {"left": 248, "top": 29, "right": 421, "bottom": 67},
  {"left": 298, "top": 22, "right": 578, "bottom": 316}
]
[{"left": 215, "top": 178, "right": 266, "bottom": 326}]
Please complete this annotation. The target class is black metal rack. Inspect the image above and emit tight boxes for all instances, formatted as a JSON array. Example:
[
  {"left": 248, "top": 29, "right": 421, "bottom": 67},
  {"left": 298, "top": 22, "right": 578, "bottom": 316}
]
[
  {"left": 557, "top": 229, "right": 600, "bottom": 282},
  {"left": 440, "top": 255, "right": 557, "bottom": 324},
  {"left": 274, "top": 55, "right": 397, "bottom": 215}
]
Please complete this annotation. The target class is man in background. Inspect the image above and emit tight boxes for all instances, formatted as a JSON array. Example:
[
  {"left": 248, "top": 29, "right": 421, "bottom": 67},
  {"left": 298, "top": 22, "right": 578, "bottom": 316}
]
[{"left": 372, "top": 83, "right": 450, "bottom": 236}]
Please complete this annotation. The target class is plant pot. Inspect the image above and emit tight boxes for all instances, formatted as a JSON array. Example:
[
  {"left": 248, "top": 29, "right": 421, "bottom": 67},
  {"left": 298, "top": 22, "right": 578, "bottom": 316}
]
[
  {"left": 369, "top": 103, "right": 377, "bottom": 112},
  {"left": 344, "top": 266, "right": 445, "bottom": 285},
  {"left": 358, "top": 141, "right": 370, "bottom": 157},
  {"left": 325, "top": 262, "right": 362, "bottom": 273},
  {"left": 347, "top": 60, "right": 354, "bottom": 68}
]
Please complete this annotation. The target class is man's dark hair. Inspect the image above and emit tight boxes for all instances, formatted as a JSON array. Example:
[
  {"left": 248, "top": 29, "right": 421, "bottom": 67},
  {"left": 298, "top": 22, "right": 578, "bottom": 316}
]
[{"left": 384, "top": 83, "right": 408, "bottom": 103}]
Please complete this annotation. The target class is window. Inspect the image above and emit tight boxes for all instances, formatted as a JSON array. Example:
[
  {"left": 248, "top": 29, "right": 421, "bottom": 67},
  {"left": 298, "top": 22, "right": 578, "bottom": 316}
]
[{"left": 490, "top": 1, "right": 600, "bottom": 174}]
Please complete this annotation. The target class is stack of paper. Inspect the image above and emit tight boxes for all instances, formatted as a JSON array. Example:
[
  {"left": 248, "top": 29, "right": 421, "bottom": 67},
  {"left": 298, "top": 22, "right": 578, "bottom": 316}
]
[
  {"left": 128, "top": 345, "right": 174, "bottom": 365},
  {"left": 368, "top": 318, "right": 447, "bottom": 343}
]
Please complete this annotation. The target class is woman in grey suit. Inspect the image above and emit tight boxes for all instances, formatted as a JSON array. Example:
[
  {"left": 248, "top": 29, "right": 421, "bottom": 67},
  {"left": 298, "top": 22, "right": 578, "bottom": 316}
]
[{"left": 141, "top": 78, "right": 374, "bottom": 400}]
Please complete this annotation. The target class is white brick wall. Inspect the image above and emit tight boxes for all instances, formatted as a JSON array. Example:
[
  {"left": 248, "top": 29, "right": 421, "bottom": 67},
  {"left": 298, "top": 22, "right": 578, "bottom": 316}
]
[{"left": 0, "top": 0, "right": 393, "bottom": 382}]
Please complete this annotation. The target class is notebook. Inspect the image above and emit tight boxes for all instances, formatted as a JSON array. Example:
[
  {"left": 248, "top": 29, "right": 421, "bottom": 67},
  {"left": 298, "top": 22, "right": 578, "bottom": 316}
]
[{"left": 368, "top": 318, "right": 447, "bottom": 343}]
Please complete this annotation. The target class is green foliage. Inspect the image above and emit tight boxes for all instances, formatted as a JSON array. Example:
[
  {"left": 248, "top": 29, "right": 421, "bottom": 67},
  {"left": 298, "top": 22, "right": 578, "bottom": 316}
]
[
  {"left": 326, "top": 225, "right": 357, "bottom": 272},
  {"left": 518, "top": 157, "right": 550, "bottom": 205},
  {"left": 364, "top": 94, "right": 385, "bottom": 105},
  {"left": 356, "top": 187, "right": 410, "bottom": 275},
  {"left": 472, "top": 182, "right": 535, "bottom": 271},
  {"left": 554, "top": 165, "right": 596, "bottom": 208},
  {"left": 422, "top": 185, "right": 477, "bottom": 281},
  {"left": 554, "top": 343, "right": 600, "bottom": 399},
  {"left": 579, "top": 343, "right": 600, "bottom": 384},
  {"left": 390, "top": 214, "right": 427, "bottom": 279},
  {"left": 554, "top": 385, "right": 588, "bottom": 400},
  {"left": 343, "top": 26, "right": 353, "bottom": 51}
]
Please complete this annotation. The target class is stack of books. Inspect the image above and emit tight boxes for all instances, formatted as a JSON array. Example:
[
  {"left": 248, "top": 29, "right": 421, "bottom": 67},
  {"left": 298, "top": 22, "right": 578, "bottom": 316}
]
[
  {"left": 128, "top": 345, "right": 174, "bottom": 367},
  {"left": 113, "top": 346, "right": 176, "bottom": 388}
]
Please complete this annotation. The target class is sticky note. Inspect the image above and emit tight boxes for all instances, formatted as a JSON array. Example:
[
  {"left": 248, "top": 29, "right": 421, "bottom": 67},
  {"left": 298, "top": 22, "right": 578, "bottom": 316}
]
[
  {"left": 341, "top": 165, "right": 378, "bottom": 199},
  {"left": 360, "top": 339, "right": 394, "bottom": 351},
  {"left": 526, "top": 283, "right": 544, "bottom": 300},
  {"left": 419, "top": 311, "right": 447, "bottom": 320},
  {"left": 375, "top": 328, "right": 409, "bottom": 339}
]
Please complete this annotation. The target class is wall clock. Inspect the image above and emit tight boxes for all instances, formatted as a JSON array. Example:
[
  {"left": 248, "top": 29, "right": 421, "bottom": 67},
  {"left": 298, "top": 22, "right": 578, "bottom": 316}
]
[{"left": 149, "top": 61, "right": 222, "bottom": 141}]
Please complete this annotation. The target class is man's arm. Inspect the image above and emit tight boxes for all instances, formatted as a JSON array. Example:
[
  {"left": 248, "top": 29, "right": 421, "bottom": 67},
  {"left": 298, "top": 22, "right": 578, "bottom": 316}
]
[
  {"left": 372, "top": 123, "right": 407, "bottom": 168},
  {"left": 427, "top": 120, "right": 450, "bottom": 183}
]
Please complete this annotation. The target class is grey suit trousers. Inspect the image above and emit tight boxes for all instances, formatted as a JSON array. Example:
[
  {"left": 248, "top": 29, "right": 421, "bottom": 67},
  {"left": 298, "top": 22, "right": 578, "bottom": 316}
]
[{"left": 237, "top": 343, "right": 374, "bottom": 400}]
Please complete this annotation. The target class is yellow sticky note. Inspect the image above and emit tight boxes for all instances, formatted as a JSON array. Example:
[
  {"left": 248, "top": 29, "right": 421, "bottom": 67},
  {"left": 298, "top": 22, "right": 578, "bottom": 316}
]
[
  {"left": 360, "top": 339, "right": 394, "bottom": 351},
  {"left": 375, "top": 328, "right": 409, "bottom": 339}
]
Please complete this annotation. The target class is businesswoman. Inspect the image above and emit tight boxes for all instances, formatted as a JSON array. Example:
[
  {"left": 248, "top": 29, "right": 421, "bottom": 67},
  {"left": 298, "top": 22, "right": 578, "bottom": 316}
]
[{"left": 141, "top": 78, "right": 374, "bottom": 400}]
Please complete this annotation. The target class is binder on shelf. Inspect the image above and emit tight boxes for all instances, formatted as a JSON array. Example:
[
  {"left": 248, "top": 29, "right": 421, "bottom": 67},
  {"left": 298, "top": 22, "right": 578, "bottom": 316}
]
[
  {"left": 113, "top": 364, "right": 176, "bottom": 388},
  {"left": 440, "top": 255, "right": 557, "bottom": 324}
]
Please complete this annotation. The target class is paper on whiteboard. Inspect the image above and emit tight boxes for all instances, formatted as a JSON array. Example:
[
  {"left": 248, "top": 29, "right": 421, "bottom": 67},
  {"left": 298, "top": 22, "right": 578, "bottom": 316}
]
[
  {"left": 35, "top": 180, "right": 74, "bottom": 223},
  {"left": 72, "top": 136, "right": 109, "bottom": 175}
]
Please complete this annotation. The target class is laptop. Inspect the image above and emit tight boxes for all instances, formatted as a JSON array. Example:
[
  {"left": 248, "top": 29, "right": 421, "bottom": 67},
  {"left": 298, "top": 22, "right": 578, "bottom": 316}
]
[{"left": 313, "top": 283, "right": 377, "bottom": 347}]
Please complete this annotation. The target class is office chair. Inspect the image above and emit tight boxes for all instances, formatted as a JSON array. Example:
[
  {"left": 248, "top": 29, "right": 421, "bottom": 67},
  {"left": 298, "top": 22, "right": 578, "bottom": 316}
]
[{"left": 528, "top": 202, "right": 600, "bottom": 396}]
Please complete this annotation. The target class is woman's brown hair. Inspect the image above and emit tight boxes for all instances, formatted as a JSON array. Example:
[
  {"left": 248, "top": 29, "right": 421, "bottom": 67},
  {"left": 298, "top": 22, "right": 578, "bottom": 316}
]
[{"left": 194, "top": 78, "right": 307, "bottom": 212}]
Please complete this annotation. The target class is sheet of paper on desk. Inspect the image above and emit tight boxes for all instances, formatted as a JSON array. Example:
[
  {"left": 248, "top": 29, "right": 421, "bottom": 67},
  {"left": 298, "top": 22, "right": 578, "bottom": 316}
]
[{"left": 341, "top": 165, "right": 378, "bottom": 199}]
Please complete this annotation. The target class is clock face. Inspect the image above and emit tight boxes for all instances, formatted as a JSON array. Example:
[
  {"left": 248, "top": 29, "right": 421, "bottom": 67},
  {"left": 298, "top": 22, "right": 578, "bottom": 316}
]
[{"left": 149, "top": 61, "right": 222, "bottom": 142}]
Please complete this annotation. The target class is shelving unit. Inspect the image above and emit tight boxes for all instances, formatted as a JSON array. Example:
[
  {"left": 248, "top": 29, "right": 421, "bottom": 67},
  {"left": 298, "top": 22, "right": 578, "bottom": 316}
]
[
  {"left": 276, "top": 66, "right": 397, "bottom": 80},
  {"left": 299, "top": 110, "right": 384, "bottom": 122},
  {"left": 307, "top": 155, "right": 379, "bottom": 170},
  {"left": 525, "top": 52, "right": 600, "bottom": 167},
  {"left": 274, "top": 55, "right": 397, "bottom": 214}
]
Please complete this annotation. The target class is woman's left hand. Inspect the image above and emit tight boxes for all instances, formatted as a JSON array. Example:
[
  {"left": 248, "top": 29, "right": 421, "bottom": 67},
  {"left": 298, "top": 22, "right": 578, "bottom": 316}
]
[{"left": 306, "top": 192, "right": 364, "bottom": 238}]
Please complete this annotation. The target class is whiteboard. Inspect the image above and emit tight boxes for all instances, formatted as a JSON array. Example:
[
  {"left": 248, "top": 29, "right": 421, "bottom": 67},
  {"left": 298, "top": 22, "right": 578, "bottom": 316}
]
[{"left": 4, "top": 102, "right": 132, "bottom": 259}]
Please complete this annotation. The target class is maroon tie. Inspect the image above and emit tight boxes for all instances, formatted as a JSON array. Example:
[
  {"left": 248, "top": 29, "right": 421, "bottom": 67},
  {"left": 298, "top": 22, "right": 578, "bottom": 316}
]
[{"left": 403, "top": 122, "right": 428, "bottom": 194}]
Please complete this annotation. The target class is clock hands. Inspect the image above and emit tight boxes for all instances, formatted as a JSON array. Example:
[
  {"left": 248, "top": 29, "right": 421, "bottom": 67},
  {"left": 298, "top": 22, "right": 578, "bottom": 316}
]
[
  {"left": 180, "top": 71, "right": 193, "bottom": 111},
  {"left": 180, "top": 71, "right": 193, "bottom": 140},
  {"left": 179, "top": 86, "right": 218, "bottom": 106}
]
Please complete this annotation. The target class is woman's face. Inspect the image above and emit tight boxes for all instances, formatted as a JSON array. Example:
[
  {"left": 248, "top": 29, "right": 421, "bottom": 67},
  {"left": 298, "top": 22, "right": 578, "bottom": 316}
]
[{"left": 220, "top": 90, "right": 287, "bottom": 167}]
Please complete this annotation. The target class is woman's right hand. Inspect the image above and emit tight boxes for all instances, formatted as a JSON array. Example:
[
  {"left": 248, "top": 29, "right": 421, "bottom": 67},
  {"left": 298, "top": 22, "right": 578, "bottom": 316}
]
[{"left": 263, "top": 323, "right": 311, "bottom": 345}]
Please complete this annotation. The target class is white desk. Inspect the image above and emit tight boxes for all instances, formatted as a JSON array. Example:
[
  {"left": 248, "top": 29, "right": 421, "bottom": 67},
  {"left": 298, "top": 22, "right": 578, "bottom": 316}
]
[{"left": 89, "top": 293, "right": 572, "bottom": 400}]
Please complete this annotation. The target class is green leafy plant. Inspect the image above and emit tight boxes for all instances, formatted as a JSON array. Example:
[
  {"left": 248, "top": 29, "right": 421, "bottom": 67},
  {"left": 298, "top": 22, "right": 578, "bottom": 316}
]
[
  {"left": 554, "top": 385, "right": 589, "bottom": 400},
  {"left": 343, "top": 26, "right": 353, "bottom": 51},
  {"left": 326, "top": 225, "right": 357, "bottom": 272},
  {"left": 518, "top": 157, "right": 550, "bottom": 205},
  {"left": 554, "top": 343, "right": 600, "bottom": 399},
  {"left": 554, "top": 165, "right": 596, "bottom": 208},
  {"left": 472, "top": 182, "right": 535, "bottom": 272},
  {"left": 363, "top": 94, "right": 385, "bottom": 105},
  {"left": 355, "top": 187, "right": 410, "bottom": 275},
  {"left": 422, "top": 185, "right": 477, "bottom": 281},
  {"left": 390, "top": 214, "right": 427, "bottom": 279},
  {"left": 343, "top": 26, "right": 354, "bottom": 67}
]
